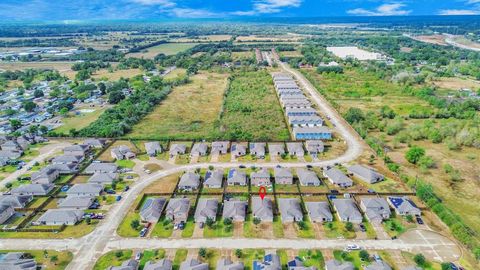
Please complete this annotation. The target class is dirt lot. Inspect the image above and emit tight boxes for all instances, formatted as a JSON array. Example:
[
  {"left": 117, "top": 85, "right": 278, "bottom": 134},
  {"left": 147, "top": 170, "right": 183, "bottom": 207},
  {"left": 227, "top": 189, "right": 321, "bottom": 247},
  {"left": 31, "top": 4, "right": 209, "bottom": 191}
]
[
  {"left": 146, "top": 174, "right": 181, "bottom": 193},
  {"left": 411, "top": 35, "right": 448, "bottom": 46},
  {"left": 431, "top": 77, "right": 480, "bottom": 90}
]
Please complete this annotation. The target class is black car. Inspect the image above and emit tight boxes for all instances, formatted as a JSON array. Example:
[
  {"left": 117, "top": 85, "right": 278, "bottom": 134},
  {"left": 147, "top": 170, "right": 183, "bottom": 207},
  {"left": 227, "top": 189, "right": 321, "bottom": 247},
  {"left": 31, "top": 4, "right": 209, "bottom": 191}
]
[
  {"left": 416, "top": 216, "right": 424, "bottom": 225},
  {"left": 330, "top": 190, "right": 339, "bottom": 194},
  {"left": 359, "top": 224, "right": 366, "bottom": 232},
  {"left": 239, "top": 165, "right": 246, "bottom": 169}
]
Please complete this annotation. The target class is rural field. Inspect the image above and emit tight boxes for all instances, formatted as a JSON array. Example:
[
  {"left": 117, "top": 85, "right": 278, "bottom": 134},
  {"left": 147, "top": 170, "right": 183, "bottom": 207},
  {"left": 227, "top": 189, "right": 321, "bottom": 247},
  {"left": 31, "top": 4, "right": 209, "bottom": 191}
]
[
  {"left": 0, "top": 61, "right": 76, "bottom": 78},
  {"left": 128, "top": 42, "right": 197, "bottom": 58},
  {"left": 218, "top": 70, "right": 291, "bottom": 141},
  {"left": 91, "top": 68, "right": 143, "bottom": 81},
  {"left": 127, "top": 71, "right": 229, "bottom": 140},
  {"left": 55, "top": 106, "right": 110, "bottom": 135}
]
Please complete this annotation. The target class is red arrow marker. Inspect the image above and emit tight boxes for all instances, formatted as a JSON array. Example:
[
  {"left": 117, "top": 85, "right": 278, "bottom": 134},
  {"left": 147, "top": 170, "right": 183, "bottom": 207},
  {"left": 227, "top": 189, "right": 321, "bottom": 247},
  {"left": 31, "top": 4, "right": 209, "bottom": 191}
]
[{"left": 259, "top": 186, "right": 266, "bottom": 200}]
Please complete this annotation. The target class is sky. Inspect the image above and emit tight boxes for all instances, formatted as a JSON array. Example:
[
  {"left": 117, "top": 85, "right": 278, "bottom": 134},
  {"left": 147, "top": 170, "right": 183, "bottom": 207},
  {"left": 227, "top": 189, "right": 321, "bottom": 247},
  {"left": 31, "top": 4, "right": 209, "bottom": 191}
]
[{"left": 0, "top": 0, "right": 479, "bottom": 21}]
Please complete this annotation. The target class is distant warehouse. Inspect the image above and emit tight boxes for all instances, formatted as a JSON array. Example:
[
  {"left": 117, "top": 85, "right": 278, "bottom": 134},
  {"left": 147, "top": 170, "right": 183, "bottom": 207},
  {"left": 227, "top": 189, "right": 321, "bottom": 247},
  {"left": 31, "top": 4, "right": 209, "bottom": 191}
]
[{"left": 293, "top": 126, "right": 332, "bottom": 140}]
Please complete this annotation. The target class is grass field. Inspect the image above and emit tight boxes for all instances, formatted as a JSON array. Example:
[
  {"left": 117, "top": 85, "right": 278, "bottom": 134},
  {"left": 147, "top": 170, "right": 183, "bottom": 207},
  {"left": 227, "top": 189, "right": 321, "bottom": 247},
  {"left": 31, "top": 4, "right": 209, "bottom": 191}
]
[
  {"left": 128, "top": 71, "right": 229, "bottom": 140},
  {"left": 93, "top": 250, "right": 133, "bottom": 270},
  {"left": 218, "top": 70, "right": 291, "bottom": 141},
  {"left": 128, "top": 43, "right": 197, "bottom": 58},
  {"left": 55, "top": 106, "right": 109, "bottom": 135},
  {"left": 0, "top": 61, "right": 76, "bottom": 79},
  {"left": 0, "top": 250, "right": 73, "bottom": 270},
  {"left": 92, "top": 68, "right": 143, "bottom": 81}
]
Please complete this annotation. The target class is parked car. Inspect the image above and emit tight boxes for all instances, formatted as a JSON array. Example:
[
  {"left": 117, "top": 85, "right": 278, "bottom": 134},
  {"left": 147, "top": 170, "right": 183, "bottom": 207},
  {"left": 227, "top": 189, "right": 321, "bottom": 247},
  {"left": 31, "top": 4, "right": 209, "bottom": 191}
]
[
  {"left": 116, "top": 195, "right": 122, "bottom": 201},
  {"left": 359, "top": 224, "right": 366, "bottom": 232},
  {"left": 327, "top": 195, "right": 337, "bottom": 200},
  {"left": 367, "top": 189, "right": 376, "bottom": 194},
  {"left": 123, "top": 186, "right": 130, "bottom": 192},
  {"left": 449, "top": 263, "right": 459, "bottom": 270},
  {"left": 345, "top": 244, "right": 361, "bottom": 251},
  {"left": 416, "top": 216, "right": 424, "bottom": 225},
  {"left": 126, "top": 175, "right": 134, "bottom": 179},
  {"left": 60, "top": 185, "right": 70, "bottom": 192},
  {"left": 135, "top": 251, "right": 142, "bottom": 260},
  {"left": 139, "top": 228, "right": 148, "bottom": 237},
  {"left": 106, "top": 189, "right": 116, "bottom": 194},
  {"left": 178, "top": 221, "right": 185, "bottom": 230},
  {"left": 330, "top": 190, "right": 339, "bottom": 194},
  {"left": 373, "top": 254, "right": 382, "bottom": 262},
  {"left": 239, "top": 165, "right": 246, "bottom": 169}
]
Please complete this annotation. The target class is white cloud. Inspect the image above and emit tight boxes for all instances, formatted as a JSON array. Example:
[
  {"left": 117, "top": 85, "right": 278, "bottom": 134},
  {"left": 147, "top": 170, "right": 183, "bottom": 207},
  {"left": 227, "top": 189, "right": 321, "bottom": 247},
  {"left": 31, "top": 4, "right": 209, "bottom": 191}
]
[
  {"left": 232, "top": 0, "right": 302, "bottom": 16},
  {"left": 348, "top": 3, "right": 411, "bottom": 16},
  {"left": 129, "top": 0, "right": 175, "bottom": 7},
  {"left": 438, "top": 9, "right": 479, "bottom": 15},
  {"left": 467, "top": 0, "right": 480, "bottom": 3},
  {"left": 169, "top": 8, "right": 220, "bottom": 18}
]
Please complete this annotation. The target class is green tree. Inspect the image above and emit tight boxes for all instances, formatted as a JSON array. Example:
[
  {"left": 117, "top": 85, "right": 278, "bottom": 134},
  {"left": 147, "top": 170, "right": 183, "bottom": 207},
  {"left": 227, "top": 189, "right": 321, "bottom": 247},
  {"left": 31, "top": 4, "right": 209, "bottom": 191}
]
[
  {"left": 115, "top": 251, "right": 123, "bottom": 258},
  {"left": 223, "top": 218, "right": 232, "bottom": 226},
  {"left": 413, "top": 253, "right": 426, "bottom": 266},
  {"left": 130, "top": 219, "right": 140, "bottom": 230},
  {"left": 405, "top": 146, "right": 425, "bottom": 164},
  {"left": 34, "top": 89, "right": 44, "bottom": 98},
  {"left": 345, "top": 222, "right": 354, "bottom": 232},
  {"left": 9, "top": 119, "right": 22, "bottom": 130},
  {"left": 23, "top": 101, "right": 37, "bottom": 112},
  {"left": 441, "top": 262, "right": 452, "bottom": 270},
  {"left": 344, "top": 108, "right": 365, "bottom": 124},
  {"left": 59, "top": 107, "right": 69, "bottom": 116},
  {"left": 235, "top": 249, "right": 242, "bottom": 258},
  {"left": 98, "top": 82, "right": 106, "bottom": 94},
  {"left": 205, "top": 217, "right": 215, "bottom": 228},
  {"left": 50, "top": 255, "right": 58, "bottom": 264},
  {"left": 359, "top": 250, "right": 370, "bottom": 262},
  {"left": 76, "top": 69, "right": 91, "bottom": 81},
  {"left": 85, "top": 216, "right": 91, "bottom": 225},
  {"left": 253, "top": 217, "right": 261, "bottom": 225},
  {"left": 198, "top": 248, "right": 207, "bottom": 258}
]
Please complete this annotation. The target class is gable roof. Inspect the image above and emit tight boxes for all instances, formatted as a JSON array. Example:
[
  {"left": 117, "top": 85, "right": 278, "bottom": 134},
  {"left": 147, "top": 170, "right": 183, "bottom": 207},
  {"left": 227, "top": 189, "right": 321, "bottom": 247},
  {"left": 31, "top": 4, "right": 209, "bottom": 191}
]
[
  {"left": 179, "top": 172, "right": 200, "bottom": 188},
  {"left": 305, "top": 201, "right": 333, "bottom": 222},
  {"left": 251, "top": 168, "right": 270, "bottom": 179},
  {"left": 253, "top": 254, "right": 281, "bottom": 270},
  {"left": 66, "top": 183, "right": 103, "bottom": 196},
  {"left": 286, "top": 143, "right": 304, "bottom": 154},
  {"left": 37, "top": 209, "right": 84, "bottom": 224},
  {"left": 140, "top": 197, "right": 167, "bottom": 222},
  {"left": 223, "top": 199, "right": 247, "bottom": 221},
  {"left": 0, "top": 195, "right": 32, "bottom": 209},
  {"left": 361, "top": 198, "right": 391, "bottom": 222},
  {"left": 252, "top": 197, "right": 273, "bottom": 221},
  {"left": 85, "top": 162, "right": 118, "bottom": 174},
  {"left": 166, "top": 198, "right": 190, "bottom": 218},
  {"left": 144, "top": 259, "right": 173, "bottom": 270},
  {"left": 88, "top": 172, "right": 118, "bottom": 185},
  {"left": 227, "top": 169, "right": 247, "bottom": 185},
  {"left": 58, "top": 196, "right": 94, "bottom": 209},
  {"left": 324, "top": 168, "right": 353, "bottom": 186},
  {"left": 11, "top": 184, "right": 53, "bottom": 195},
  {"left": 194, "top": 198, "right": 218, "bottom": 223},
  {"left": 204, "top": 169, "right": 223, "bottom": 187},
  {"left": 364, "top": 261, "right": 392, "bottom": 270},
  {"left": 180, "top": 259, "right": 208, "bottom": 270},
  {"left": 217, "top": 258, "right": 244, "bottom": 270},
  {"left": 278, "top": 198, "right": 303, "bottom": 222},
  {"left": 347, "top": 165, "right": 384, "bottom": 182},
  {"left": 274, "top": 167, "right": 293, "bottom": 179},
  {"left": 0, "top": 252, "right": 37, "bottom": 270},
  {"left": 324, "top": 259, "right": 354, "bottom": 270},
  {"left": 145, "top": 142, "right": 162, "bottom": 154},
  {"left": 332, "top": 199, "right": 362, "bottom": 222},
  {"left": 296, "top": 168, "right": 320, "bottom": 186}
]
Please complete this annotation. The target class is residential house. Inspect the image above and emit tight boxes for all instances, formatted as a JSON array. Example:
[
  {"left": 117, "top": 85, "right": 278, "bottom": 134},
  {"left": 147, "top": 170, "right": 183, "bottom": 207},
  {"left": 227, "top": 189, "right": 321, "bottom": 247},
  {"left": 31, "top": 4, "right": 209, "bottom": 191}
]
[
  {"left": 305, "top": 141, "right": 324, "bottom": 156},
  {"left": 31, "top": 167, "right": 59, "bottom": 184},
  {"left": 66, "top": 183, "right": 103, "bottom": 197},
  {"left": 249, "top": 143, "right": 266, "bottom": 159},
  {"left": 0, "top": 252, "right": 38, "bottom": 269},
  {"left": 286, "top": 143, "right": 305, "bottom": 157},
  {"left": 227, "top": 169, "right": 247, "bottom": 186},
  {"left": 1, "top": 140, "right": 21, "bottom": 151},
  {"left": 253, "top": 254, "right": 281, "bottom": 270},
  {"left": 0, "top": 150, "right": 22, "bottom": 160},
  {"left": 11, "top": 184, "right": 54, "bottom": 196},
  {"left": 144, "top": 259, "right": 172, "bottom": 270},
  {"left": 293, "top": 126, "right": 332, "bottom": 140},
  {"left": 191, "top": 143, "right": 208, "bottom": 157},
  {"left": 223, "top": 199, "right": 247, "bottom": 221},
  {"left": 323, "top": 168, "right": 353, "bottom": 188},
  {"left": 278, "top": 198, "right": 303, "bottom": 223},
  {"left": 140, "top": 197, "right": 167, "bottom": 222},
  {"left": 47, "top": 163, "right": 78, "bottom": 174},
  {"left": 108, "top": 259, "right": 139, "bottom": 270},
  {"left": 0, "top": 195, "right": 33, "bottom": 209},
  {"left": 63, "top": 144, "right": 89, "bottom": 156},
  {"left": 217, "top": 258, "right": 244, "bottom": 270},
  {"left": 280, "top": 94, "right": 308, "bottom": 101},
  {"left": 388, "top": 197, "right": 421, "bottom": 216},
  {"left": 252, "top": 196, "right": 274, "bottom": 222},
  {"left": 274, "top": 167, "right": 293, "bottom": 185},
  {"left": 360, "top": 198, "right": 391, "bottom": 224},
  {"left": 145, "top": 142, "right": 162, "bottom": 157},
  {"left": 364, "top": 261, "right": 392, "bottom": 270},
  {"left": 305, "top": 201, "right": 333, "bottom": 223},
  {"left": 287, "top": 258, "right": 316, "bottom": 270},
  {"left": 85, "top": 163, "right": 118, "bottom": 174},
  {"left": 332, "top": 199, "right": 363, "bottom": 224},
  {"left": 211, "top": 141, "right": 229, "bottom": 155},
  {"left": 58, "top": 196, "right": 94, "bottom": 210},
  {"left": 179, "top": 259, "right": 208, "bottom": 270},
  {"left": 37, "top": 209, "right": 84, "bottom": 225},
  {"left": 111, "top": 145, "right": 136, "bottom": 160},
  {"left": 268, "top": 143, "right": 285, "bottom": 156},
  {"left": 51, "top": 154, "right": 84, "bottom": 165},
  {"left": 231, "top": 143, "right": 247, "bottom": 158},
  {"left": 165, "top": 198, "right": 190, "bottom": 224},
  {"left": 250, "top": 168, "right": 271, "bottom": 186},
  {"left": 324, "top": 260, "right": 354, "bottom": 270},
  {"left": 194, "top": 198, "right": 218, "bottom": 224},
  {"left": 178, "top": 172, "right": 201, "bottom": 191},
  {"left": 204, "top": 169, "right": 224, "bottom": 188},
  {"left": 0, "top": 204, "right": 15, "bottom": 224},
  {"left": 88, "top": 172, "right": 118, "bottom": 186},
  {"left": 288, "top": 115, "right": 324, "bottom": 127},
  {"left": 347, "top": 165, "right": 385, "bottom": 184},
  {"left": 83, "top": 138, "right": 106, "bottom": 148},
  {"left": 296, "top": 168, "right": 321, "bottom": 186},
  {"left": 169, "top": 144, "right": 187, "bottom": 157}
]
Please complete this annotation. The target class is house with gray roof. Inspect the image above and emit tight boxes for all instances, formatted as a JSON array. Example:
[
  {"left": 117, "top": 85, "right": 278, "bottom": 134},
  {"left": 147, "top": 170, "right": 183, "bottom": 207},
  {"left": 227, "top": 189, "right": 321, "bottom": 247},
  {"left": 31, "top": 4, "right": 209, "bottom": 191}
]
[
  {"left": 66, "top": 183, "right": 103, "bottom": 197},
  {"left": 253, "top": 254, "right": 281, "bottom": 270},
  {"left": 347, "top": 165, "right": 385, "bottom": 184},
  {"left": 274, "top": 167, "right": 293, "bottom": 185},
  {"left": 360, "top": 198, "right": 391, "bottom": 224},
  {"left": 223, "top": 199, "right": 247, "bottom": 221},
  {"left": 288, "top": 115, "right": 324, "bottom": 127},
  {"left": 85, "top": 162, "right": 118, "bottom": 174},
  {"left": 140, "top": 197, "right": 167, "bottom": 222},
  {"left": 401, "top": 266, "right": 422, "bottom": 270},
  {"left": 325, "top": 259, "right": 354, "bottom": 270},
  {"left": 217, "top": 258, "right": 244, "bottom": 270},
  {"left": 51, "top": 154, "right": 84, "bottom": 165},
  {"left": 0, "top": 195, "right": 32, "bottom": 209},
  {"left": 0, "top": 252, "right": 38, "bottom": 270},
  {"left": 296, "top": 168, "right": 321, "bottom": 186},
  {"left": 286, "top": 142, "right": 305, "bottom": 157},
  {"left": 31, "top": 167, "right": 59, "bottom": 184},
  {"left": 63, "top": 144, "right": 89, "bottom": 157},
  {"left": 145, "top": 142, "right": 162, "bottom": 157},
  {"left": 280, "top": 94, "right": 306, "bottom": 101},
  {"left": 332, "top": 199, "right": 363, "bottom": 224},
  {"left": 268, "top": 143, "right": 285, "bottom": 156},
  {"left": 387, "top": 196, "right": 421, "bottom": 216},
  {"left": 47, "top": 163, "right": 78, "bottom": 174},
  {"left": 364, "top": 261, "right": 392, "bottom": 270},
  {"left": 211, "top": 141, "right": 229, "bottom": 155},
  {"left": 251, "top": 168, "right": 271, "bottom": 186},
  {"left": 278, "top": 198, "right": 303, "bottom": 223},
  {"left": 83, "top": 138, "right": 106, "bottom": 148},
  {"left": 111, "top": 145, "right": 136, "bottom": 160},
  {"left": 88, "top": 172, "right": 118, "bottom": 186},
  {"left": 305, "top": 141, "right": 324, "bottom": 156},
  {"left": 169, "top": 144, "right": 187, "bottom": 157},
  {"left": 37, "top": 209, "right": 84, "bottom": 225},
  {"left": 0, "top": 204, "right": 15, "bottom": 224},
  {"left": 58, "top": 196, "right": 94, "bottom": 210},
  {"left": 144, "top": 259, "right": 172, "bottom": 270},
  {"left": 249, "top": 143, "right": 266, "bottom": 159},
  {"left": 227, "top": 169, "right": 247, "bottom": 186},
  {"left": 108, "top": 259, "right": 139, "bottom": 270},
  {"left": 180, "top": 259, "right": 208, "bottom": 270},
  {"left": 305, "top": 201, "right": 333, "bottom": 223},
  {"left": 178, "top": 172, "right": 201, "bottom": 191},
  {"left": 204, "top": 169, "right": 223, "bottom": 188},
  {"left": 1, "top": 140, "right": 21, "bottom": 151},
  {"left": 194, "top": 198, "right": 218, "bottom": 224},
  {"left": 191, "top": 143, "right": 208, "bottom": 157},
  {"left": 0, "top": 150, "right": 22, "bottom": 160},
  {"left": 252, "top": 196, "right": 273, "bottom": 222},
  {"left": 11, "top": 184, "right": 54, "bottom": 196},
  {"left": 231, "top": 143, "right": 247, "bottom": 157},
  {"left": 323, "top": 168, "right": 353, "bottom": 188},
  {"left": 165, "top": 198, "right": 190, "bottom": 224}
]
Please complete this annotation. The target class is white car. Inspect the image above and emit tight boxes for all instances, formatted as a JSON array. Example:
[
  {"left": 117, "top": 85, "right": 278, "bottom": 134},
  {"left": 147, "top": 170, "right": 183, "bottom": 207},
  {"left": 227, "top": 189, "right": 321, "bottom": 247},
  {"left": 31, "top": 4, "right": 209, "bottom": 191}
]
[{"left": 345, "top": 244, "right": 361, "bottom": 251}]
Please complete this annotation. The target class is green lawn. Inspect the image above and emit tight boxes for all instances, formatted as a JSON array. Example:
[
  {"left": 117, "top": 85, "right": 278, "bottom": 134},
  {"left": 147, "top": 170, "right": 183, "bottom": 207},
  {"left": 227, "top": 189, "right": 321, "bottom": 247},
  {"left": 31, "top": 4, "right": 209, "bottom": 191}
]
[
  {"left": 296, "top": 219, "right": 316, "bottom": 238},
  {"left": 173, "top": 249, "right": 188, "bottom": 270},
  {"left": 323, "top": 220, "right": 356, "bottom": 239},
  {"left": 276, "top": 249, "right": 289, "bottom": 270},
  {"left": 55, "top": 107, "right": 108, "bottom": 135},
  {"left": 203, "top": 218, "right": 234, "bottom": 238},
  {"left": 181, "top": 217, "right": 195, "bottom": 238},
  {"left": 129, "top": 43, "right": 198, "bottom": 58},
  {"left": 383, "top": 216, "right": 416, "bottom": 237},
  {"left": 240, "top": 249, "right": 265, "bottom": 270},
  {"left": 94, "top": 250, "right": 133, "bottom": 270},
  {"left": 117, "top": 211, "right": 141, "bottom": 237},
  {"left": 116, "top": 159, "right": 136, "bottom": 169},
  {"left": 151, "top": 217, "right": 174, "bottom": 238},
  {"left": 333, "top": 250, "right": 368, "bottom": 269},
  {"left": 273, "top": 216, "right": 285, "bottom": 238},
  {"left": 298, "top": 250, "right": 325, "bottom": 270},
  {"left": 362, "top": 220, "right": 377, "bottom": 239},
  {"left": 0, "top": 250, "right": 73, "bottom": 270},
  {"left": 139, "top": 249, "right": 166, "bottom": 269}
]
